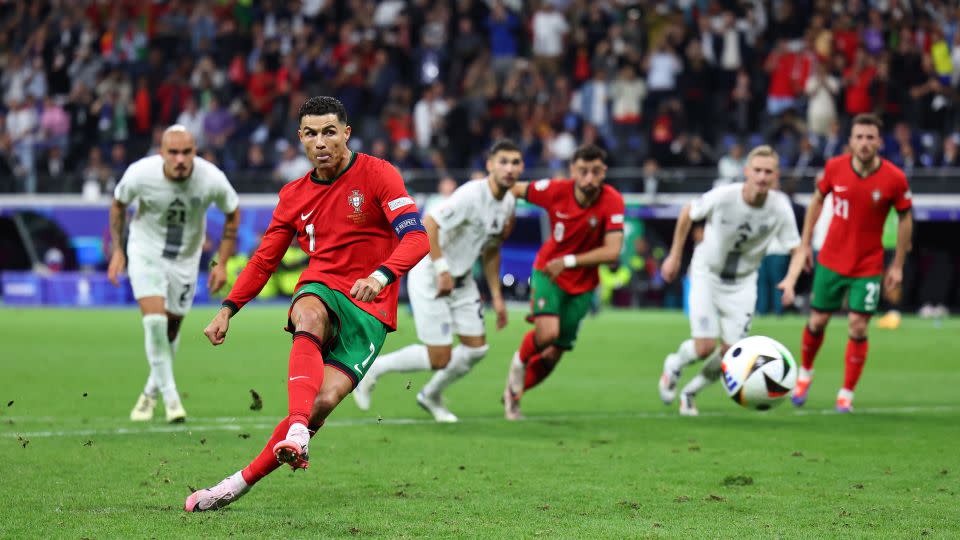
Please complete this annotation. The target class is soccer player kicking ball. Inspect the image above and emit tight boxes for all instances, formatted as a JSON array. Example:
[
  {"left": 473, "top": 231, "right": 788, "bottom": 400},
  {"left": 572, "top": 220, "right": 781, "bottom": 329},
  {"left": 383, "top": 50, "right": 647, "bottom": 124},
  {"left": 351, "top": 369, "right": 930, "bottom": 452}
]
[
  {"left": 792, "top": 113, "right": 912, "bottom": 413},
  {"left": 657, "top": 145, "right": 805, "bottom": 415},
  {"left": 353, "top": 140, "right": 523, "bottom": 422},
  {"left": 109, "top": 125, "right": 240, "bottom": 424},
  {"left": 185, "top": 97, "right": 429, "bottom": 511},
  {"left": 502, "top": 144, "right": 625, "bottom": 420}
]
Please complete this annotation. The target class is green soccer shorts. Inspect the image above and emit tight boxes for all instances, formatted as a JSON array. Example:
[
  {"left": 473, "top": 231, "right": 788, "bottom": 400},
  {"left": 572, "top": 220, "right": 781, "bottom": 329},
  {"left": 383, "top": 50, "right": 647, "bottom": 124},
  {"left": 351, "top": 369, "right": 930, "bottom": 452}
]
[
  {"left": 810, "top": 264, "right": 882, "bottom": 314},
  {"left": 289, "top": 282, "right": 387, "bottom": 386},
  {"left": 527, "top": 269, "right": 594, "bottom": 350}
]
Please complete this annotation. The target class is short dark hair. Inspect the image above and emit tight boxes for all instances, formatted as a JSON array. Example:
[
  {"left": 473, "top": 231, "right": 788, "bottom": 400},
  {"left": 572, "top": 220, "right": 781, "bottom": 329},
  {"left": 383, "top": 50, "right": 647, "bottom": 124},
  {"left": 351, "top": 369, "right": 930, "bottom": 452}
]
[
  {"left": 298, "top": 96, "right": 348, "bottom": 124},
  {"left": 487, "top": 139, "right": 522, "bottom": 158},
  {"left": 852, "top": 113, "right": 883, "bottom": 131},
  {"left": 571, "top": 144, "right": 608, "bottom": 165}
]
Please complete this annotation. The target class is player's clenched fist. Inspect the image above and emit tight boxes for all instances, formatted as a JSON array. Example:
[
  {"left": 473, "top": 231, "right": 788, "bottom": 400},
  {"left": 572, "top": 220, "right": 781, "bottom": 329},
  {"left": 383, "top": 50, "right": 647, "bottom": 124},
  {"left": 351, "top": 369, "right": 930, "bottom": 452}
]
[
  {"left": 351, "top": 276, "right": 384, "bottom": 302},
  {"left": 204, "top": 308, "right": 231, "bottom": 346}
]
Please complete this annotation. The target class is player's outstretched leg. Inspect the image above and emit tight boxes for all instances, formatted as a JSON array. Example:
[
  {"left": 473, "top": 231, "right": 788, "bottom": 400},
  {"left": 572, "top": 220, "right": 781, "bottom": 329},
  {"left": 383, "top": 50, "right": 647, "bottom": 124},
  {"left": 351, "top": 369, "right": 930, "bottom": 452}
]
[
  {"left": 129, "top": 393, "right": 157, "bottom": 421},
  {"left": 274, "top": 331, "right": 325, "bottom": 469},
  {"left": 658, "top": 339, "right": 704, "bottom": 404},
  {"left": 793, "top": 321, "right": 827, "bottom": 407},
  {"left": 353, "top": 343, "right": 431, "bottom": 411},
  {"left": 419, "top": 344, "right": 488, "bottom": 423},
  {"left": 503, "top": 351, "right": 526, "bottom": 420},
  {"left": 185, "top": 417, "right": 323, "bottom": 512},
  {"left": 677, "top": 354, "right": 722, "bottom": 416},
  {"left": 836, "top": 335, "right": 868, "bottom": 413}
]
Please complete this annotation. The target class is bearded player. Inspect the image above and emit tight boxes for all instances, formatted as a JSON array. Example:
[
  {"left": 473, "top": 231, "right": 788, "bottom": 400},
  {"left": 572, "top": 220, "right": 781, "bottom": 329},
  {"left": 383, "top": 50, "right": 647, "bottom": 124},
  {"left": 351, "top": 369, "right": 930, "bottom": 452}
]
[
  {"left": 792, "top": 113, "right": 913, "bottom": 413},
  {"left": 184, "top": 96, "right": 429, "bottom": 511},
  {"left": 502, "top": 144, "right": 625, "bottom": 420}
]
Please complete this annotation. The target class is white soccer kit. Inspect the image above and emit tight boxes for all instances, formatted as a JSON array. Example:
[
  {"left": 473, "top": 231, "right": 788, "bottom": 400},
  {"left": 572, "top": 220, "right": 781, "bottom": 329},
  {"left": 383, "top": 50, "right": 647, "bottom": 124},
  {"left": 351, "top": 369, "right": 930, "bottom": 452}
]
[
  {"left": 408, "top": 178, "right": 515, "bottom": 345},
  {"left": 114, "top": 155, "right": 239, "bottom": 315},
  {"left": 687, "top": 183, "right": 800, "bottom": 344}
]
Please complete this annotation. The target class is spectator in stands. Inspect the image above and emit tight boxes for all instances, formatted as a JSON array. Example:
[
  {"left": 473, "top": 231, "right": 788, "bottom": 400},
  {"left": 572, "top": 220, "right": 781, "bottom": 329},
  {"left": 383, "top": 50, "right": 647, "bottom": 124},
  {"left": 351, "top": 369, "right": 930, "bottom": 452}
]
[
  {"left": 644, "top": 35, "right": 683, "bottom": 117},
  {"left": 531, "top": 1, "right": 569, "bottom": 79},
  {"left": 176, "top": 98, "right": 206, "bottom": 149},
  {"left": 764, "top": 39, "right": 811, "bottom": 117},
  {"left": 272, "top": 142, "right": 312, "bottom": 184},
  {"left": 39, "top": 96, "right": 70, "bottom": 154},
  {"left": 805, "top": 62, "right": 839, "bottom": 139},
  {"left": 80, "top": 146, "right": 114, "bottom": 199},
  {"left": 6, "top": 97, "right": 38, "bottom": 193},
  {"left": 716, "top": 142, "right": 746, "bottom": 186},
  {"left": 413, "top": 81, "right": 450, "bottom": 158},
  {"left": 941, "top": 135, "right": 960, "bottom": 167}
]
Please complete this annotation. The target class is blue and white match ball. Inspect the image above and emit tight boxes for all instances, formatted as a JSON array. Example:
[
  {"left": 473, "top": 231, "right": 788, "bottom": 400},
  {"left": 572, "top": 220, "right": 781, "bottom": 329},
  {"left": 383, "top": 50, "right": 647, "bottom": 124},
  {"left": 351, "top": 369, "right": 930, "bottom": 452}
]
[{"left": 721, "top": 336, "right": 798, "bottom": 411}]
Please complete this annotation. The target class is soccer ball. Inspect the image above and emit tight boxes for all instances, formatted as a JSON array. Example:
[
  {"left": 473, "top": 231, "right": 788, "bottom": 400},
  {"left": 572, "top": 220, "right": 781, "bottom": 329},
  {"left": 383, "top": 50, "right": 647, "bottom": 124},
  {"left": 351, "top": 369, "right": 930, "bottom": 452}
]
[{"left": 720, "top": 335, "right": 798, "bottom": 411}]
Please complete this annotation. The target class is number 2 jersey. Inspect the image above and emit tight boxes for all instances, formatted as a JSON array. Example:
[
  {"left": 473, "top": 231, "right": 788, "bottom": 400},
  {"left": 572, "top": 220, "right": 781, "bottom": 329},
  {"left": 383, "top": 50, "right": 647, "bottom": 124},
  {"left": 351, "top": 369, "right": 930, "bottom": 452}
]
[
  {"left": 526, "top": 179, "right": 625, "bottom": 295},
  {"left": 224, "top": 152, "right": 429, "bottom": 330},
  {"left": 816, "top": 155, "right": 911, "bottom": 277},
  {"left": 114, "top": 155, "right": 239, "bottom": 266},
  {"left": 689, "top": 183, "right": 800, "bottom": 283}
]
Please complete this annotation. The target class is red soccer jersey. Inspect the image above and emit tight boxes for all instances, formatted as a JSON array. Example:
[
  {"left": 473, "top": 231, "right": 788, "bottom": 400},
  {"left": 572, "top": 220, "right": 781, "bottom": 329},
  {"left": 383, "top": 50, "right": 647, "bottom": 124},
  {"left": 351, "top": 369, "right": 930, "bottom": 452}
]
[
  {"left": 817, "top": 155, "right": 912, "bottom": 277},
  {"left": 526, "top": 179, "right": 625, "bottom": 294},
  {"left": 225, "top": 152, "right": 429, "bottom": 330}
]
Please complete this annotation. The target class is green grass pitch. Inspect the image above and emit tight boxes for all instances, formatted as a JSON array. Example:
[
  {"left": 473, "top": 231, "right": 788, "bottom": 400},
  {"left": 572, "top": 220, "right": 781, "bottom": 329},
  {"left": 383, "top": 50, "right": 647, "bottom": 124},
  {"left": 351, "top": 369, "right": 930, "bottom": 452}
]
[{"left": 1, "top": 306, "right": 958, "bottom": 538}]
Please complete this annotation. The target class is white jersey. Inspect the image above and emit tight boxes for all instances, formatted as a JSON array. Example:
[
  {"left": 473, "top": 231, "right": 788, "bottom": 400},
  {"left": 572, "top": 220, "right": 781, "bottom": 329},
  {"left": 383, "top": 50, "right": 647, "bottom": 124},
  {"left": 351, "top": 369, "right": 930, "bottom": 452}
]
[
  {"left": 689, "top": 183, "right": 800, "bottom": 282},
  {"left": 114, "top": 155, "right": 239, "bottom": 265},
  {"left": 425, "top": 178, "right": 516, "bottom": 277}
]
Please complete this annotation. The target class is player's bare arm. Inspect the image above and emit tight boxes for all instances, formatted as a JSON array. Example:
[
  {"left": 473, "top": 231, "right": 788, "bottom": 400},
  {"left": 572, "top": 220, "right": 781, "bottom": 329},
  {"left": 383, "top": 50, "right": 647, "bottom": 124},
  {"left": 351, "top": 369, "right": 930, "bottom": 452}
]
[
  {"left": 509, "top": 181, "right": 529, "bottom": 200},
  {"left": 208, "top": 209, "right": 240, "bottom": 293},
  {"left": 424, "top": 214, "right": 454, "bottom": 297},
  {"left": 482, "top": 241, "right": 508, "bottom": 329},
  {"left": 662, "top": 203, "right": 693, "bottom": 283},
  {"left": 799, "top": 189, "right": 826, "bottom": 272},
  {"left": 545, "top": 230, "right": 624, "bottom": 281},
  {"left": 108, "top": 199, "right": 128, "bottom": 286},
  {"left": 884, "top": 208, "right": 913, "bottom": 297},
  {"left": 777, "top": 246, "right": 808, "bottom": 306}
]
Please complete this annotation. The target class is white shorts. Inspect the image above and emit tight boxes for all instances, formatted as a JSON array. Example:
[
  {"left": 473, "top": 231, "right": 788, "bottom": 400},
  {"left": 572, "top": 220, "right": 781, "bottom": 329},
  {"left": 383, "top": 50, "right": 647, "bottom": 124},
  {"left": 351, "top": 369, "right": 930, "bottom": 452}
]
[
  {"left": 688, "top": 270, "right": 757, "bottom": 346},
  {"left": 407, "top": 259, "right": 485, "bottom": 346},
  {"left": 127, "top": 251, "right": 200, "bottom": 316}
]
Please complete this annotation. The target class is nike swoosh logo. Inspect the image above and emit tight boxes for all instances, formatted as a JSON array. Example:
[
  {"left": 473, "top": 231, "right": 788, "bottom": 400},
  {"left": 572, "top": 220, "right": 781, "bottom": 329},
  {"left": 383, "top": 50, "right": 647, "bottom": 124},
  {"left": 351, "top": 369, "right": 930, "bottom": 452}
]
[
  {"left": 834, "top": 186, "right": 848, "bottom": 192},
  {"left": 556, "top": 212, "right": 570, "bottom": 218},
  {"left": 300, "top": 210, "right": 314, "bottom": 221},
  {"left": 289, "top": 375, "right": 310, "bottom": 381}
]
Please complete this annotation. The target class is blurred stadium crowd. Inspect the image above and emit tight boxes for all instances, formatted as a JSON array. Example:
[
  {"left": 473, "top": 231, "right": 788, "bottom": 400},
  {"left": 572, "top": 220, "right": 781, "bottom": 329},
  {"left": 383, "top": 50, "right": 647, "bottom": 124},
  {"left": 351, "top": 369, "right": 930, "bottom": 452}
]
[{"left": 2, "top": 0, "right": 960, "bottom": 196}]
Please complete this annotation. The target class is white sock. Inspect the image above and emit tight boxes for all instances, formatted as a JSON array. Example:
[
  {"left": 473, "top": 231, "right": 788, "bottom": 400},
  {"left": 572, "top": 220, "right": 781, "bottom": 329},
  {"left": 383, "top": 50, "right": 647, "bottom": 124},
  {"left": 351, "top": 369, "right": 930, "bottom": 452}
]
[
  {"left": 838, "top": 388, "right": 854, "bottom": 400},
  {"left": 422, "top": 344, "right": 488, "bottom": 397},
  {"left": 365, "top": 344, "right": 431, "bottom": 384},
  {"left": 143, "top": 314, "right": 180, "bottom": 406},
  {"left": 681, "top": 374, "right": 713, "bottom": 397},
  {"left": 669, "top": 339, "right": 702, "bottom": 371},
  {"left": 144, "top": 332, "right": 179, "bottom": 398},
  {"left": 799, "top": 367, "right": 813, "bottom": 381}
]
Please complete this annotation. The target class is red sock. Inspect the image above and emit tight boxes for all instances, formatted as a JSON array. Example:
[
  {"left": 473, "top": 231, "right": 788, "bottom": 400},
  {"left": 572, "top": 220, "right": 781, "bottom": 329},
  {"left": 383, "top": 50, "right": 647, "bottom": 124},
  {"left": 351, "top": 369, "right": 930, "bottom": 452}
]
[
  {"left": 801, "top": 325, "right": 825, "bottom": 372},
  {"left": 524, "top": 355, "right": 557, "bottom": 391},
  {"left": 288, "top": 331, "right": 325, "bottom": 427},
  {"left": 518, "top": 330, "right": 541, "bottom": 364},
  {"left": 241, "top": 417, "right": 323, "bottom": 485},
  {"left": 843, "top": 337, "right": 868, "bottom": 391}
]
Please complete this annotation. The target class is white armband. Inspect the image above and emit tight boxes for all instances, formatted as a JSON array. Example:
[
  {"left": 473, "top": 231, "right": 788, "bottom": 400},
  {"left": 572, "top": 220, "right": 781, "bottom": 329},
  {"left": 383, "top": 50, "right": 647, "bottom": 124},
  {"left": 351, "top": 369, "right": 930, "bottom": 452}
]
[
  {"left": 563, "top": 254, "right": 577, "bottom": 268},
  {"left": 433, "top": 257, "right": 450, "bottom": 275}
]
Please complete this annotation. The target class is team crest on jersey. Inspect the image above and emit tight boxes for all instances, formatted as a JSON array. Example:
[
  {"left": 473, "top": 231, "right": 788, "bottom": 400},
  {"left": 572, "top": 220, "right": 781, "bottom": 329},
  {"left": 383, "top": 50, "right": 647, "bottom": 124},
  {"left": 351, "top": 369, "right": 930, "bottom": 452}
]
[
  {"left": 589, "top": 216, "right": 598, "bottom": 228},
  {"left": 348, "top": 190, "right": 365, "bottom": 213},
  {"left": 872, "top": 189, "right": 881, "bottom": 202}
]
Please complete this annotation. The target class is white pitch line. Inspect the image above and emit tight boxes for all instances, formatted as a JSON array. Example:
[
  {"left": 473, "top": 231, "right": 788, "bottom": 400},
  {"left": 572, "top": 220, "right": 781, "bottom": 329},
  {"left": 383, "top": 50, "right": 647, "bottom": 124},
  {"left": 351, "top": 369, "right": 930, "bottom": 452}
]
[{"left": 2, "top": 404, "right": 958, "bottom": 439}]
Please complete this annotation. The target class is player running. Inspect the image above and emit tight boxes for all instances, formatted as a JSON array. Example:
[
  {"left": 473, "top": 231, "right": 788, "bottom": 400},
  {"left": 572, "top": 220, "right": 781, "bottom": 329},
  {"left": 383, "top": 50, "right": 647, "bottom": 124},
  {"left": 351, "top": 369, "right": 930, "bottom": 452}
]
[
  {"left": 792, "top": 113, "right": 913, "bottom": 412},
  {"left": 657, "top": 145, "right": 804, "bottom": 415},
  {"left": 502, "top": 144, "right": 625, "bottom": 420},
  {"left": 109, "top": 125, "right": 240, "bottom": 424},
  {"left": 353, "top": 140, "right": 522, "bottom": 422},
  {"left": 184, "top": 97, "right": 429, "bottom": 511}
]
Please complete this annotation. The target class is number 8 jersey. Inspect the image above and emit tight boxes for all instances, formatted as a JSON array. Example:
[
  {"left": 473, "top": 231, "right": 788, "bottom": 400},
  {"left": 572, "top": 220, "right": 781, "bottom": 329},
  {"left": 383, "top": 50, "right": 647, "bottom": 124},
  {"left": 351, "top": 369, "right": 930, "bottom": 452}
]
[
  {"left": 114, "top": 155, "right": 239, "bottom": 266},
  {"left": 816, "top": 155, "right": 911, "bottom": 277}
]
